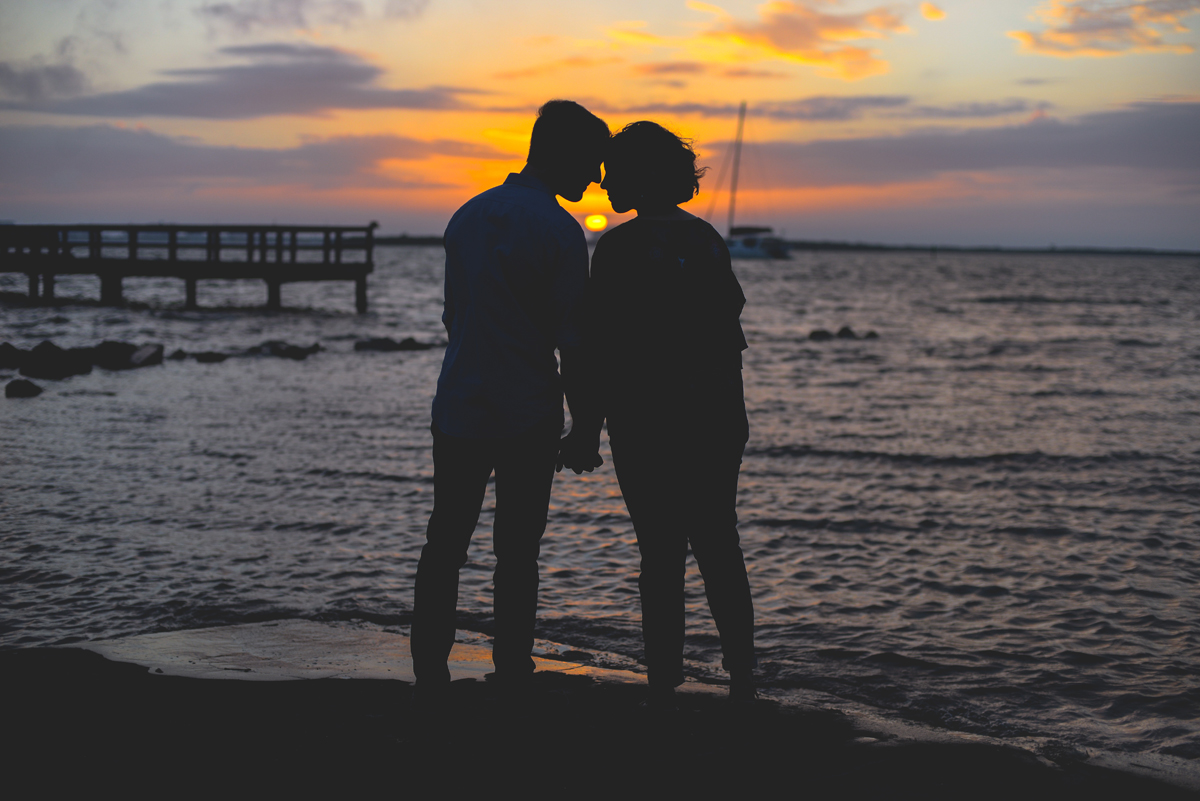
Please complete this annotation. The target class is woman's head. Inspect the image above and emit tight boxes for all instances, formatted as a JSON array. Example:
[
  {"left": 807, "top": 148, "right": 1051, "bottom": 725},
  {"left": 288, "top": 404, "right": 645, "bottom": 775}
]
[{"left": 602, "top": 121, "right": 707, "bottom": 214}]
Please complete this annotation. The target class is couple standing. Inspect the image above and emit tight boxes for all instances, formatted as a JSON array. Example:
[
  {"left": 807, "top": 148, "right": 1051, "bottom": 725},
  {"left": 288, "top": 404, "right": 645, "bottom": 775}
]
[{"left": 411, "top": 100, "right": 755, "bottom": 708}]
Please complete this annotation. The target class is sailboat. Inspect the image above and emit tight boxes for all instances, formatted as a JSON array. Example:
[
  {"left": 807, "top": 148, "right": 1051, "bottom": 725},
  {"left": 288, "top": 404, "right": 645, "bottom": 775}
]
[{"left": 719, "top": 102, "right": 790, "bottom": 260}]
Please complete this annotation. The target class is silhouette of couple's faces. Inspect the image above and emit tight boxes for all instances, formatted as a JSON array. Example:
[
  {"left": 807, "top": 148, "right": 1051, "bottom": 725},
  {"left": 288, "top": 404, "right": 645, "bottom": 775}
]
[
  {"left": 547, "top": 155, "right": 603, "bottom": 204},
  {"left": 600, "top": 157, "right": 637, "bottom": 214}
]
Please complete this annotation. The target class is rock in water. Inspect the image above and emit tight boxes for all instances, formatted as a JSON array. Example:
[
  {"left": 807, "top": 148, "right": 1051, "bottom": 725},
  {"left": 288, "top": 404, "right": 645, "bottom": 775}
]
[
  {"left": 0, "top": 342, "right": 29, "bottom": 369},
  {"left": 250, "top": 341, "right": 321, "bottom": 360},
  {"left": 130, "top": 344, "right": 164, "bottom": 368},
  {"left": 6, "top": 378, "right": 43, "bottom": 398},
  {"left": 836, "top": 326, "right": 858, "bottom": 339},
  {"left": 20, "top": 341, "right": 93, "bottom": 380},
  {"left": 92, "top": 341, "right": 140, "bottom": 370},
  {"left": 90, "top": 341, "right": 164, "bottom": 370},
  {"left": 194, "top": 352, "right": 228, "bottom": 363},
  {"left": 354, "top": 337, "right": 435, "bottom": 352},
  {"left": 167, "top": 349, "right": 188, "bottom": 360},
  {"left": 808, "top": 329, "right": 833, "bottom": 342}
]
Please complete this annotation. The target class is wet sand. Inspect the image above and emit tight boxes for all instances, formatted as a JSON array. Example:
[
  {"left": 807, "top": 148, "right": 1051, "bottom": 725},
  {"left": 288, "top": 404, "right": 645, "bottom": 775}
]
[{"left": 2, "top": 622, "right": 1194, "bottom": 798}]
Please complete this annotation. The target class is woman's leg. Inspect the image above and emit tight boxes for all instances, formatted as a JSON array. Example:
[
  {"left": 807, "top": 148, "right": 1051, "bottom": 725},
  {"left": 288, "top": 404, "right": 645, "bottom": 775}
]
[
  {"left": 681, "top": 443, "right": 756, "bottom": 678},
  {"left": 611, "top": 434, "right": 689, "bottom": 689}
]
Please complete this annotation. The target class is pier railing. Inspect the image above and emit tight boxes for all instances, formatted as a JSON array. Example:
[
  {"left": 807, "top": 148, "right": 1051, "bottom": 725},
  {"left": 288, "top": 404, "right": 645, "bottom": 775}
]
[{"left": 0, "top": 223, "right": 378, "bottom": 312}]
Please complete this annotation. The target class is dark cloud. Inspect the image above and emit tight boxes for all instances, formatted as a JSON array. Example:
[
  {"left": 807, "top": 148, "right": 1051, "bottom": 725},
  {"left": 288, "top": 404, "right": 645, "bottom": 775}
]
[
  {"left": 195, "top": 0, "right": 366, "bottom": 34},
  {"left": 708, "top": 101, "right": 1200, "bottom": 188},
  {"left": 0, "top": 123, "right": 515, "bottom": 193},
  {"left": 383, "top": 0, "right": 429, "bottom": 19},
  {"left": 761, "top": 96, "right": 910, "bottom": 121},
  {"left": 611, "top": 96, "right": 910, "bottom": 121},
  {"left": 722, "top": 67, "right": 789, "bottom": 79},
  {"left": 194, "top": 0, "right": 429, "bottom": 33},
  {"left": 0, "top": 43, "right": 481, "bottom": 119},
  {"left": 633, "top": 61, "right": 708, "bottom": 75},
  {"left": 0, "top": 61, "right": 89, "bottom": 102},
  {"left": 902, "top": 99, "right": 1053, "bottom": 119}
]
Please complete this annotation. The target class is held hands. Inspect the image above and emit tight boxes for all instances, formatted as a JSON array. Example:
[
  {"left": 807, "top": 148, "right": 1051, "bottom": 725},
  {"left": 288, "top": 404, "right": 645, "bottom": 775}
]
[{"left": 556, "top": 430, "right": 604, "bottom": 474}]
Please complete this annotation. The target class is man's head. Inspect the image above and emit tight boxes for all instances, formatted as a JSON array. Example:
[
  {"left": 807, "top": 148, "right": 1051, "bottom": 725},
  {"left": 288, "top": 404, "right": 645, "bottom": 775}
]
[{"left": 527, "top": 100, "right": 610, "bottom": 202}]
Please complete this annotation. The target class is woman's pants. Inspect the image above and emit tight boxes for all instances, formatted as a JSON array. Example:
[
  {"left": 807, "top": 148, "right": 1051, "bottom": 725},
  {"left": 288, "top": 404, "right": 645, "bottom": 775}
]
[{"left": 610, "top": 428, "right": 755, "bottom": 688}]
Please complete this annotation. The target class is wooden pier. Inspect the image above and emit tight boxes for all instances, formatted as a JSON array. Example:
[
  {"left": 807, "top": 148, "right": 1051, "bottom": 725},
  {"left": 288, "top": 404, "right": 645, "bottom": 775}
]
[{"left": 0, "top": 223, "right": 378, "bottom": 313}]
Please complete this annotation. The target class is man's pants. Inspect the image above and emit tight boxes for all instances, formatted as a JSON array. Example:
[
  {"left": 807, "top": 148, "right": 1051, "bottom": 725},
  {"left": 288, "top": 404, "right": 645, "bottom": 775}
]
[{"left": 411, "top": 416, "right": 562, "bottom": 685}]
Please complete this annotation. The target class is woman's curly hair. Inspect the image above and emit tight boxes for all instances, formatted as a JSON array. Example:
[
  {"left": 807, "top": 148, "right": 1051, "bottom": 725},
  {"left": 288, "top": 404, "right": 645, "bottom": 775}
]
[{"left": 606, "top": 121, "right": 708, "bottom": 207}]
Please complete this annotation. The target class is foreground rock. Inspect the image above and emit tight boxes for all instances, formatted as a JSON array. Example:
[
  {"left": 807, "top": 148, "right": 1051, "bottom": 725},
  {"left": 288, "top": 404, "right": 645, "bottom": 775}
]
[
  {"left": 0, "top": 342, "right": 28, "bottom": 369},
  {"left": 10, "top": 339, "right": 166, "bottom": 379},
  {"left": 19, "top": 341, "right": 94, "bottom": 380},
  {"left": 5, "top": 378, "right": 43, "bottom": 398},
  {"left": 354, "top": 336, "right": 437, "bottom": 352}
]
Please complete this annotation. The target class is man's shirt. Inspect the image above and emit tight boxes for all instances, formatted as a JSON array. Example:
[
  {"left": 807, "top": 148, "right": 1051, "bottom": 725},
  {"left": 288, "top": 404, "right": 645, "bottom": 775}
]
[{"left": 432, "top": 171, "right": 588, "bottom": 438}]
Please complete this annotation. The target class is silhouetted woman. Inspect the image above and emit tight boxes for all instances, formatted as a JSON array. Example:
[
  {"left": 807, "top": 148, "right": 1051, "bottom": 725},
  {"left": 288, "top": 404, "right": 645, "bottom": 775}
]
[{"left": 563, "top": 121, "right": 755, "bottom": 706}]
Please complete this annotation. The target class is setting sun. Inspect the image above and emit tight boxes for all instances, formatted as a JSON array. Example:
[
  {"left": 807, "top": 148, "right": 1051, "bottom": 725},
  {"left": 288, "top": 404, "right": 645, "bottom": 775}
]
[{"left": 584, "top": 214, "right": 609, "bottom": 232}]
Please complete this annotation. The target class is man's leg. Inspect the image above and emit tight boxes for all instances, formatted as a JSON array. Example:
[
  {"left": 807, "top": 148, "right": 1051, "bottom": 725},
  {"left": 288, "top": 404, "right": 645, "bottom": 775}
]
[
  {"left": 412, "top": 424, "right": 494, "bottom": 687},
  {"left": 489, "top": 416, "right": 561, "bottom": 679}
]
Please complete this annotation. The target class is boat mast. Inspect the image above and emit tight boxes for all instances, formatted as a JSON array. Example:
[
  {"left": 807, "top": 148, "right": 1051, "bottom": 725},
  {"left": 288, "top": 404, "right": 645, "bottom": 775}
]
[{"left": 727, "top": 100, "right": 746, "bottom": 237}]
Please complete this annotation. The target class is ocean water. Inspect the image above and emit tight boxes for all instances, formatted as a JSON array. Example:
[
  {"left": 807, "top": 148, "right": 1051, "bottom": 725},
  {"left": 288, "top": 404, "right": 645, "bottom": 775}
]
[{"left": 2, "top": 246, "right": 1198, "bottom": 763}]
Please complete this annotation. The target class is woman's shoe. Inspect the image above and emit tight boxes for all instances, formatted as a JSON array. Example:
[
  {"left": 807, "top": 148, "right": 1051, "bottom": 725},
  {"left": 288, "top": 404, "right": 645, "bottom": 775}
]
[{"left": 729, "top": 672, "right": 757, "bottom": 705}]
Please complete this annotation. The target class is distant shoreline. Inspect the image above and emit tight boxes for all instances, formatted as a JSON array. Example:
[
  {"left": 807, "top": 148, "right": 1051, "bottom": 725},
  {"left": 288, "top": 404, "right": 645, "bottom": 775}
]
[{"left": 375, "top": 234, "right": 1199, "bottom": 257}]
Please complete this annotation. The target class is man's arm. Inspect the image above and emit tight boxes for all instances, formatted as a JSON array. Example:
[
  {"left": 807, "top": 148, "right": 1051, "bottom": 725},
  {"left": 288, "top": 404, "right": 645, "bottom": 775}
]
[
  {"left": 441, "top": 257, "right": 455, "bottom": 337},
  {"left": 557, "top": 345, "right": 604, "bottom": 474}
]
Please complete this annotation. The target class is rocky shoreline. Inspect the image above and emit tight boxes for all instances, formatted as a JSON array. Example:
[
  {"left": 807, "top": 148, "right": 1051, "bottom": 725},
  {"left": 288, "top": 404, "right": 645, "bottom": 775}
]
[{"left": 2, "top": 336, "right": 441, "bottom": 398}]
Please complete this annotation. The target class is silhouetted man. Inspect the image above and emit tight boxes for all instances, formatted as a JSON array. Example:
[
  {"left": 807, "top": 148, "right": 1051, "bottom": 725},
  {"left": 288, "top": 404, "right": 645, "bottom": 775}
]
[{"left": 411, "top": 100, "right": 609, "bottom": 695}]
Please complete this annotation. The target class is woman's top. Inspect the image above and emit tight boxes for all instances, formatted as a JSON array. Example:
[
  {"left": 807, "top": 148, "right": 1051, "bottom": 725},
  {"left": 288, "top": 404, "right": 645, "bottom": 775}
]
[{"left": 586, "top": 215, "right": 749, "bottom": 443}]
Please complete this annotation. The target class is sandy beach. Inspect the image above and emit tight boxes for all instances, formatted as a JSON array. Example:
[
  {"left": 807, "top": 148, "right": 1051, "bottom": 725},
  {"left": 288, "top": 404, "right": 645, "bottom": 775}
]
[{"left": 3, "top": 620, "right": 1194, "bottom": 798}]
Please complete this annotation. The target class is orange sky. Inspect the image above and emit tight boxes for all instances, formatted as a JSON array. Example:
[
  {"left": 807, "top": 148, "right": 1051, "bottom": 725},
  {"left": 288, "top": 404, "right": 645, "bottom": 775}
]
[{"left": 1, "top": 1, "right": 1198, "bottom": 247}]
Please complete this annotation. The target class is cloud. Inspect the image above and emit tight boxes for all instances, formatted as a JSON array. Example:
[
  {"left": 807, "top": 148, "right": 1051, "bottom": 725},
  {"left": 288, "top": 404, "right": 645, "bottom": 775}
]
[
  {"left": 633, "top": 61, "right": 708, "bottom": 75},
  {"left": 706, "top": 100, "right": 1200, "bottom": 188},
  {"left": 598, "top": 95, "right": 1043, "bottom": 122},
  {"left": 920, "top": 3, "right": 946, "bottom": 21},
  {"left": 494, "top": 56, "right": 624, "bottom": 80},
  {"left": 722, "top": 66, "right": 790, "bottom": 78},
  {"left": 0, "top": 61, "right": 89, "bottom": 102},
  {"left": 901, "top": 98, "right": 1053, "bottom": 118},
  {"left": 607, "top": 25, "right": 668, "bottom": 46},
  {"left": 1009, "top": 0, "right": 1200, "bottom": 57},
  {"left": 383, "top": 0, "right": 429, "bottom": 19},
  {"left": 195, "top": 0, "right": 366, "bottom": 34},
  {"left": 628, "top": 62, "right": 790, "bottom": 82},
  {"left": 758, "top": 95, "right": 910, "bottom": 120},
  {"left": 691, "top": 1, "right": 911, "bottom": 80},
  {"left": 0, "top": 123, "right": 514, "bottom": 194},
  {"left": 0, "top": 43, "right": 482, "bottom": 119}
]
